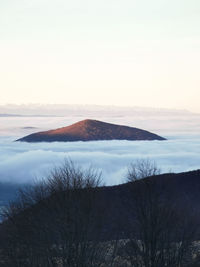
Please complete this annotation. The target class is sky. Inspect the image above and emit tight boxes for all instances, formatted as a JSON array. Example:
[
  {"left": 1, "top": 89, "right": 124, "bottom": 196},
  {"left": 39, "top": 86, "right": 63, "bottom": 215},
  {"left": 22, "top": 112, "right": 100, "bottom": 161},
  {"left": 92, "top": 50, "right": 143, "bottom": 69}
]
[{"left": 0, "top": 0, "right": 200, "bottom": 112}]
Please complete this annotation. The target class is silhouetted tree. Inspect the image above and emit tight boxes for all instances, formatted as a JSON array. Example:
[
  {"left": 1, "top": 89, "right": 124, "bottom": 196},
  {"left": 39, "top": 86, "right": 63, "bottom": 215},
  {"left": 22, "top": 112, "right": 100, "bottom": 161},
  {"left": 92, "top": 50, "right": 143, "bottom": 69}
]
[
  {"left": 0, "top": 160, "right": 199, "bottom": 266},
  {"left": 123, "top": 159, "right": 197, "bottom": 267},
  {"left": 0, "top": 160, "right": 107, "bottom": 267},
  {"left": 126, "top": 158, "right": 161, "bottom": 182}
]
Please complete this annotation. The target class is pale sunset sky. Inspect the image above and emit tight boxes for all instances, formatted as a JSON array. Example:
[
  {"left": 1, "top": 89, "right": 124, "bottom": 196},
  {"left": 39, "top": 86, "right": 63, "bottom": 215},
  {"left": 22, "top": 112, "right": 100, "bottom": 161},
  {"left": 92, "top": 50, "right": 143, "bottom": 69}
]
[{"left": 0, "top": 0, "right": 200, "bottom": 112}]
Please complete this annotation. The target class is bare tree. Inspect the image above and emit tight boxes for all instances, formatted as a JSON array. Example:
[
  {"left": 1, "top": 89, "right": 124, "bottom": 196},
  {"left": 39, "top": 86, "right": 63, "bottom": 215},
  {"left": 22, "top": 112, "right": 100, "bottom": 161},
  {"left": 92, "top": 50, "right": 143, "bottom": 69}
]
[
  {"left": 123, "top": 159, "right": 197, "bottom": 267},
  {"left": 126, "top": 158, "right": 161, "bottom": 182},
  {"left": 0, "top": 160, "right": 108, "bottom": 267},
  {"left": 0, "top": 159, "right": 198, "bottom": 266}
]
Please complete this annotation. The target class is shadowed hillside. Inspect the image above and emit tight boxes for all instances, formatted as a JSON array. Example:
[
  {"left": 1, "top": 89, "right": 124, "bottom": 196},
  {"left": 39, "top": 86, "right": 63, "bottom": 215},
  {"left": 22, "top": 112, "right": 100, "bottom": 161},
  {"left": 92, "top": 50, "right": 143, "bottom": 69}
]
[{"left": 1, "top": 165, "right": 200, "bottom": 266}]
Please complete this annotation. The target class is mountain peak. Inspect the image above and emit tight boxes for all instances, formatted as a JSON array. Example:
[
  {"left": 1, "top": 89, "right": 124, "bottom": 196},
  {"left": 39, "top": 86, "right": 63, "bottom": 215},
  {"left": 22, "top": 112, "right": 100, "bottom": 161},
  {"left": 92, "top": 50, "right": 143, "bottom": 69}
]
[{"left": 17, "top": 119, "right": 166, "bottom": 142}]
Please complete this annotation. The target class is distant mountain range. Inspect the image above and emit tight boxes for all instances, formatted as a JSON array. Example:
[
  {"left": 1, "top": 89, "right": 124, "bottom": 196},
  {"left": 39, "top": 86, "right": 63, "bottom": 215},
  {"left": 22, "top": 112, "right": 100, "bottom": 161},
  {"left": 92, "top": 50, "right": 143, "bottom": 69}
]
[
  {"left": 17, "top": 119, "right": 166, "bottom": 142},
  {"left": 0, "top": 104, "right": 196, "bottom": 117}
]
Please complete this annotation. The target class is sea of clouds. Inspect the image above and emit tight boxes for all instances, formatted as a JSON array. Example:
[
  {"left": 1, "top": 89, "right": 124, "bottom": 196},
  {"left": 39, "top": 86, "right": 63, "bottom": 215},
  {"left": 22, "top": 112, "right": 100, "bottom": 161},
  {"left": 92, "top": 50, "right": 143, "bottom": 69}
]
[{"left": 0, "top": 112, "right": 200, "bottom": 186}]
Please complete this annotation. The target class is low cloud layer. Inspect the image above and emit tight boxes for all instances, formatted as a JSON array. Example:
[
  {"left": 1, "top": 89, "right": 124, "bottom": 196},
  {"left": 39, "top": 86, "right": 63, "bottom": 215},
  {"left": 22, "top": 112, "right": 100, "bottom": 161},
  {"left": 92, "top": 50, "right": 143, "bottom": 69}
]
[
  {"left": 0, "top": 115, "right": 200, "bottom": 186},
  {"left": 1, "top": 136, "right": 200, "bottom": 185}
]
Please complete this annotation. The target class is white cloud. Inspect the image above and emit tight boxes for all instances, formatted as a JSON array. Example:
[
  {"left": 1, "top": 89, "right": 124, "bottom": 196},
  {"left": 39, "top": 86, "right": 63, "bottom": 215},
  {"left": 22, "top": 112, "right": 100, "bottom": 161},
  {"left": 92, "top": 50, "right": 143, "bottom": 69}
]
[
  {"left": 0, "top": 137, "right": 200, "bottom": 185},
  {"left": 0, "top": 114, "right": 200, "bottom": 186}
]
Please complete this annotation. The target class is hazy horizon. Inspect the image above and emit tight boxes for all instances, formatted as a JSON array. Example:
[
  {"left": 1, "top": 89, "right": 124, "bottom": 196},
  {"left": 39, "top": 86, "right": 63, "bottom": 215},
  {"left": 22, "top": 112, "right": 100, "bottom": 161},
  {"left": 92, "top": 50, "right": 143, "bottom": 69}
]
[{"left": 0, "top": 103, "right": 199, "bottom": 115}]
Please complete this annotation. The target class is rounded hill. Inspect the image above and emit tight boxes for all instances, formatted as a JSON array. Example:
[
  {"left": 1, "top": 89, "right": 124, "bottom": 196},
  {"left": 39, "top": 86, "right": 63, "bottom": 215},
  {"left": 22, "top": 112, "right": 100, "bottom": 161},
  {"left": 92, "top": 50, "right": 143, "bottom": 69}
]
[{"left": 16, "top": 119, "right": 166, "bottom": 142}]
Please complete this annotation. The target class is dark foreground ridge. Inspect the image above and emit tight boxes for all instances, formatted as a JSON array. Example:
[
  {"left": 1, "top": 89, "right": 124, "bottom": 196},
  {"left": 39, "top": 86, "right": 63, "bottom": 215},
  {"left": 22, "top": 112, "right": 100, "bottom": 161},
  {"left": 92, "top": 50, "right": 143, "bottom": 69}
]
[
  {"left": 1, "top": 169, "right": 200, "bottom": 266},
  {"left": 1, "top": 169, "right": 200, "bottom": 239},
  {"left": 16, "top": 119, "right": 166, "bottom": 142}
]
